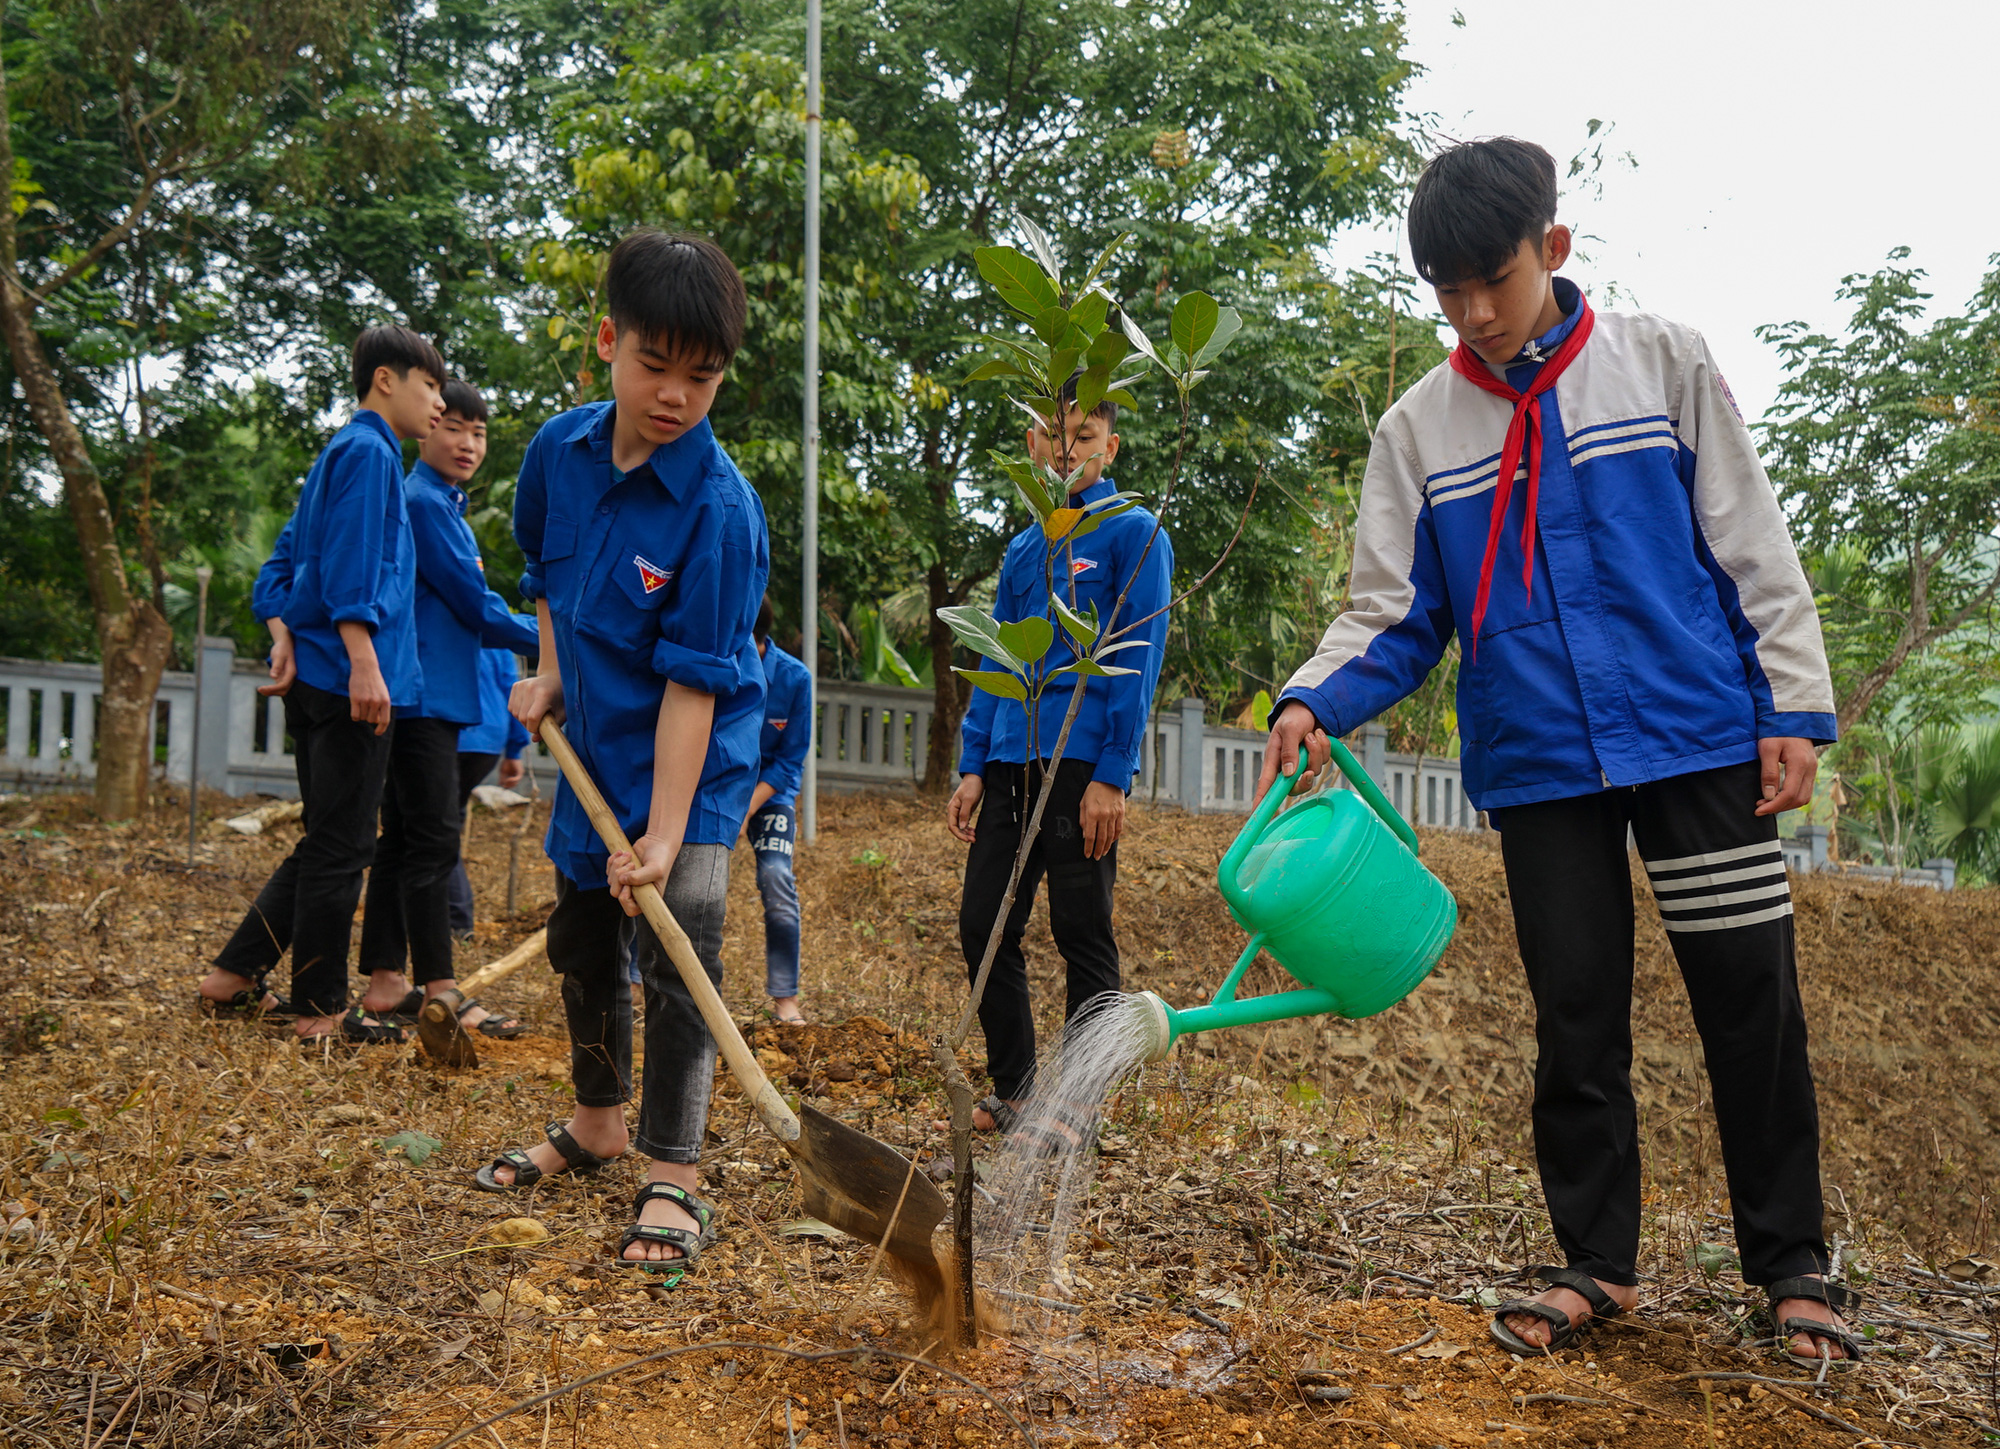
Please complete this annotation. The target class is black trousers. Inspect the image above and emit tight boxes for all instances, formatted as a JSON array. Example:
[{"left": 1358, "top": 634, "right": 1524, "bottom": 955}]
[
  {"left": 211, "top": 681, "right": 393, "bottom": 1016},
  {"left": 958, "top": 759, "right": 1121, "bottom": 1100},
  {"left": 1493, "top": 759, "right": 1828, "bottom": 1287},
  {"left": 358, "top": 717, "right": 464, "bottom": 985},
  {"left": 446, "top": 751, "right": 500, "bottom": 936}
]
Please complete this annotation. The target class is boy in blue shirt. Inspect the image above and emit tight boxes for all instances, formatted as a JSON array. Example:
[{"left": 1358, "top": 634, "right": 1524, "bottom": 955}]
[
  {"left": 1259, "top": 139, "right": 1853, "bottom": 1368},
  {"left": 198, "top": 326, "right": 443, "bottom": 1042},
  {"left": 474, "top": 231, "right": 769, "bottom": 1280},
  {"left": 745, "top": 596, "right": 812, "bottom": 1023},
  {"left": 945, "top": 382, "right": 1173, "bottom": 1145},
  {"left": 447, "top": 647, "right": 531, "bottom": 940},
  {"left": 353, "top": 378, "right": 540, "bottom": 1042}
]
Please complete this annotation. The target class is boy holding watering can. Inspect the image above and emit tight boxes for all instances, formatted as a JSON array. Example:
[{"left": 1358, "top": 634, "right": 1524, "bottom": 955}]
[{"left": 1258, "top": 138, "right": 1856, "bottom": 1370}]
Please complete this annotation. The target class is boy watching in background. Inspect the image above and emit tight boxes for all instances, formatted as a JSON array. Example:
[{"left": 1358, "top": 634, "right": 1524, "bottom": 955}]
[
  {"left": 746, "top": 595, "right": 812, "bottom": 1025},
  {"left": 1259, "top": 138, "right": 1855, "bottom": 1368},
  {"left": 352, "top": 378, "right": 541, "bottom": 1042},
  {"left": 475, "top": 231, "right": 769, "bottom": 1283},
  {"left": 447, "top": 646, "right": 532, "bottom": 940},
  {"left": 198, "top": 325, "right": 442, "bottom": 1041},
  {"left": 945, "top": 379, "right": 1172, "bottom": 1149}
]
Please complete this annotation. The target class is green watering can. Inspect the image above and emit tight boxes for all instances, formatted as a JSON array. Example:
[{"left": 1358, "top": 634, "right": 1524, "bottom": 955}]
[{"left": 1132, "top": 741, "right": 1457, "bottom": 1062}]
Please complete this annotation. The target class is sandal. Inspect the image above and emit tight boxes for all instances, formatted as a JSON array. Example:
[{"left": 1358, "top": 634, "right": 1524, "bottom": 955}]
[
  {"left": 382, "top": 988, "right": 424, "bottom": 1024},
  {"left": 973, "top": 1094, "right": 1020, "bottom": 1133},
  {"left": 1766, "top": 1276, "right": 1865, "bottom": 1369},
  {"left": 615, "top": 1180, "right": 717, "bottom": 1280},
  {"left": 198, "top": 986, "right": 293, "bottom": 1020},
  {"left": 339, "top": 1006, "right": 409, "bottom": 1045},
  {"left": 455, "top": 996, "right": 527, "bottom": 1039},
  {"left": 473, "top": 1121, "right": 619, "bottom": 1193},
  {"left": 1489, "top": 1265, "right": 1627, "bottom": 1354}
]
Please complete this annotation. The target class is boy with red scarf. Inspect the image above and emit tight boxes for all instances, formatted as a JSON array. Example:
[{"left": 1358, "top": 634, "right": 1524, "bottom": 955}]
[{"left": 1259, "top": 139, "right": 1855, "bottom": 1370}]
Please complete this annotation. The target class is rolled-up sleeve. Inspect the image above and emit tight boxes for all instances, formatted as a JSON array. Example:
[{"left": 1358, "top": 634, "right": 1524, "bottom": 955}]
[
  {"left": 318, "top": 440, "right": 396, "bottom": 629},
  {"left": 514, "top": 433, "right": 551, "bottom": 603},
  {"left": 650, "top": 494, "right": 750, "bottom": 695},
  {"left": 251, "top": 515, "right": 297, "bottom": 622}
]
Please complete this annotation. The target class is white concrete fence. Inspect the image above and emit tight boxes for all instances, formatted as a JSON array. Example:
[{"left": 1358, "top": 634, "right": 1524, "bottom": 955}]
[{"left": 0, "top": 649, "right": 1952, "bottom": 885}]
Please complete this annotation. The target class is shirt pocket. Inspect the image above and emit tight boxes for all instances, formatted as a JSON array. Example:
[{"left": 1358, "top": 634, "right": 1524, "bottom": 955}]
[{"left": 577, "top": 536, "right": 676, "bottom": 650}]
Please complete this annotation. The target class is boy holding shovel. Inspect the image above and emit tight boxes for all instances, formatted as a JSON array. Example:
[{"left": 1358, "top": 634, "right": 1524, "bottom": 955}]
[
  {"left": 472, "top": 231, "right": 770, "bottom": 1281},
  {"left": 1259, "top": 138, "right": 1857, "bottom": 1368}
]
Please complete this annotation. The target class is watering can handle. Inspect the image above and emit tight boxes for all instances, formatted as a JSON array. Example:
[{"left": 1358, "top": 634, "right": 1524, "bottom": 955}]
[{"left": 1222, "top": 742, "right": 1421, "bottom": 897}]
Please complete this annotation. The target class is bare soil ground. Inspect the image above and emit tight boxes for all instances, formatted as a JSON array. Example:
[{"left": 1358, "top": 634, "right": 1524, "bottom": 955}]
[{"left": 1, "top": 784, "right": 1996, "bottom": 1447}]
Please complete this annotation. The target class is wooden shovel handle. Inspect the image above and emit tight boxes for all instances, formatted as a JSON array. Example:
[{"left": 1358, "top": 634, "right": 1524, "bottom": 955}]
[{"left": 539, "top": 720, "right": 800, "bottom": 1144}]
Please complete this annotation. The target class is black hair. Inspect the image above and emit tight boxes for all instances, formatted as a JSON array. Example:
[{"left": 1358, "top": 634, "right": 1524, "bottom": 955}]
[
  {"left": 754, "top": 594, "right": 772, "bottom": 644},
  {"left": 351, "top": 325, "right": 446, "bottom": 402},
  {"left": 1408, "top": 137, "right": 1559, "bottom": 285},
  {"left": 1057, "top": 368, "right": 1118, "bottom": 429},
  {"left": 439, "top": 378, "right": 488, "bottom": 423},
  {"left": 604, "top": 230, "right": 747, "bottom": 368}
]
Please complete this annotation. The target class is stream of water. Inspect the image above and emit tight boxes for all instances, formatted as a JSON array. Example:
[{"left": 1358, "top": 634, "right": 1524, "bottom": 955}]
[{"left": 973, "top": 990, "right": 1161, "bottom": 1329}]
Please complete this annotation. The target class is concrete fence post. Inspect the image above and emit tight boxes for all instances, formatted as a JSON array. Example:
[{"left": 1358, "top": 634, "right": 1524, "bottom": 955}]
[
  {"left": 196, "top": 636, "right": 236, "bottom": 793},
  {"left": 1178, "top": 696, "right": 1206, "bottom": 812},
  {"left": 1361, "top": 722, "right": 1388, "bottom": 791}
]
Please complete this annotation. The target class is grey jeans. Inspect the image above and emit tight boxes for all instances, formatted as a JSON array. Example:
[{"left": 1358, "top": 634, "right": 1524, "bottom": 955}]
[{"left": 548, "top": 846, "right": 729, "bottom": 1163}]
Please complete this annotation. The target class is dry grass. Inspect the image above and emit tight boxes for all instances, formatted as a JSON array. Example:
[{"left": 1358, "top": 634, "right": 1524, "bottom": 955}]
[{"left": 0, "top": 786, "right": 1994, "bottom": 1447}]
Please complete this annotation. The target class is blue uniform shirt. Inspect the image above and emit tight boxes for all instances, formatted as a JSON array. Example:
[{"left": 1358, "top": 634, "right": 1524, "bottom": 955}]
[
  {"left": 251, "top": 515, "right": 296, "bottom": 625},
  {"left": 278, "top": 410, "right": 421, "bottom": 705},
  {"left": 459, "top": 647, "right": 531, "bottom": 758},
  {"left": 515, "top": 405, "right": 769, "bottom": 887},
  {"left": 406, "top": 460, "right": 541, "bottom": 726},
  {"left": 756, "top": 642, "right": 814, "bottom": 810},
  {"left": 958, "top": 476, "right": 1174, "bottom": 789}
]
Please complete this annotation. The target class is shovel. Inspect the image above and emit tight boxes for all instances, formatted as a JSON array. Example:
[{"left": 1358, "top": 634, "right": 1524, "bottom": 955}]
[
  {"left": 417, "top": 927, "right": 548, "bottom": 1067},
  {"left": 535, "top": 719, "right": 948, "bottom": 1276}
]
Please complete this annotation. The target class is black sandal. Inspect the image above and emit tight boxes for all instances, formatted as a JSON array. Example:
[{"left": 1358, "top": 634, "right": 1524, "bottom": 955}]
[
  {"left": 1489, "top": 1265, "right": 1628, "bottom": 1355},
  {"left": 473, "top": 1121, "right": 618, "bottom": 1192},
  {"left": 455, "top": 996, "right": 527, "bottom": 1039},
  {"left": 974, "top": 1094, "right": 1019, "bottom": 1133},
  {"left": 383, "top": 988, "right": 424, "bottom": 1024},
  {"left": 614, "top": 1181, "right": 716, "bottom": 1280},
  {"left": 198, "top": 986, "right": 293, "bottom": 1020},
  {"left": 339, "top": 1006, "right": 409, "bottom": 1045},
  {"left": 1766, "top": 1276, "right": 1865, "bottom": 1369}
]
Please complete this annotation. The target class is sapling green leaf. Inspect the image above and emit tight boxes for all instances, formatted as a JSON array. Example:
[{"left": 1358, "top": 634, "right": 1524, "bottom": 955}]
[
  {"left": 1053, "top": 596, "right": 1099, "bottom": 647},
  {"left": 954, "top": 667, "right": 1029, "bottom": 701},
  {"left": 1171, "top": 291, "right": 1221, "bottom": 362},
  {"left": 1032, "top": 305, "right": 1070, "bottom": 345},
  {"left": 1120, "top": 310, "right": 1165, "bottom": 367},
  {"left": 963, "top": 358, "right": 1023, "bottom": 383},
  {"left": 1069, "top": 290, "right": 1110, "bottom": 338},
  {"left": 1193, "top": 305, "right": 1243, "bottom": 367},
  {"left": 1015, "top": 213, "right": 1062, "bottom": 286},
  {"left": 975, "top": 245, "right": 1060, "bottom": 317},
  {"left": 1076, "top": 232, "right": 1132, "bottom": 294},
  {"left": 1064, "top": 500, "right": 1138, "bottom": 542},
  {"left": 989, "top": 451, "right": 1054, "bottom": 517},
  {"left": 1057, "top": 659, "right": 1140, "bottom": 678},
  {"left": 1072, "top": 368, "right": 1109, "bottom": 418},
  {"left": 1047, "top": 346, "right": 1082, "bottom": 385},
  {"left": 1083, "top": 328, "right": 1132, "bottom": 372},
  {"left": 996, "top": 616, "right": 1055, "bottom": 664},
  {"left": 938, "top": 604, "right": 1029, "bottom": 672}
]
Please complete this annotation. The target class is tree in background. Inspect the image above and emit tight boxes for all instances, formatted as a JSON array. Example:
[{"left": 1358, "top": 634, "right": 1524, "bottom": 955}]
[
  {"left": 1761, "top": 252, "right": 2000, "bottom": 738},
  {"left": 0, "top": 0, "right": 377, "bottom": 818}
]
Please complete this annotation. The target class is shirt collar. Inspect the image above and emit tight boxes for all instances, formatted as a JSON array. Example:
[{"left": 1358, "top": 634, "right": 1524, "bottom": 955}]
[
  {"left": 571, "top": 405, "right": 715, "bottom": 504},
  {"left": 1511, "top": 277, "right": 1584, "bottom": 365},
  {"left": 408, "top": 458, "right": 468, "bottom": 514},
  {"left": 1072, "top": 475, "right": 1118, "bottom": 508},
  {"left": 352, "top": 408, "right": 403, "bottom": 450}
]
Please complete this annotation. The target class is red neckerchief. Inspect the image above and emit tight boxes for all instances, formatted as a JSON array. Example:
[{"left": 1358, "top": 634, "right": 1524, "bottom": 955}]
[{"left": 1447, "top": 294, "right": 1596, "bottom": 657}]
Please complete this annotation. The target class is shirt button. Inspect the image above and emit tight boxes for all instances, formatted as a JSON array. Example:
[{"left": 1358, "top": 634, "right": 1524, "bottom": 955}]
[{"left": 598, "top": 505, "right": 610, "bottom": 515}]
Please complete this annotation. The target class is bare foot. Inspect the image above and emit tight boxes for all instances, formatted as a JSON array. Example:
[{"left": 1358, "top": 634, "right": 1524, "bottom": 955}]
[
  {"left": 294, "top": 1014, "right": 342, "bottom": 1041},
  {"left": 623, "top": 1166, "right": 704, "bottom": 1265},
  {"left": 486, "top": 1108, "right": 629, "bottom": 1188},
  {"left": 1501, "top": 1278, "right": 1639, "bottom": 1349},
  {"left": 359, "top": 970, "right": 415, "bottom": 1017},
  {"left": 1775, "top": 1276, "right": 1851, "bottom": 1362},
  {"left": 933, "top": 1098, "right": 1022, "bottom": 1134},
  {"left": 771, "top": 996, "right": 806, "bottom": 1025}
]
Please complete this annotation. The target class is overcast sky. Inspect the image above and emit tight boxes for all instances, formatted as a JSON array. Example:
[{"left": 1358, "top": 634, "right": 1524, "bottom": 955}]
[{"left": 1328, "top": 0, "right": 1998, "bottom": 423}]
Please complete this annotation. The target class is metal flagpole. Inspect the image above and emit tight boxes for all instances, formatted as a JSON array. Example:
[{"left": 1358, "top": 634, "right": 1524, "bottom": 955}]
[
  {"left": 800, "top": 0, "right": 822, "bottom": 844},
  {"left": 188, "top": 565, "right": 212, "bottom": 865}
]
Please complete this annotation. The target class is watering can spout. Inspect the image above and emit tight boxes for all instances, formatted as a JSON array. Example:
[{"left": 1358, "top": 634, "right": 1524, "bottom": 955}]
[{"left": 1132, "top": 985, "right": 1350, "bottom": 1063}]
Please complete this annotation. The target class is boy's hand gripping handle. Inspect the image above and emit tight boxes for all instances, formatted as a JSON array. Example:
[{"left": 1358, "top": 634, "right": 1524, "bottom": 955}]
[{"left": 539, "top": 721, "right": 801, "bottom": 1144}]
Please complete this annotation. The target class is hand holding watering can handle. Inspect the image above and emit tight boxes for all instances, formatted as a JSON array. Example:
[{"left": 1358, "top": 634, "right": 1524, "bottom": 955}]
[{"left": 1224, "top": 742, "right": 1422, "bottom": 903}]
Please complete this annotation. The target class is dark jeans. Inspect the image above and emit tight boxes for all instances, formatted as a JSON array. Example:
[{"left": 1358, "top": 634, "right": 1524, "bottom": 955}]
[
  {"left": 358, "top": 717, "right": 463, "bottom": 985},
  {"left": 446, "top": 751, "right": 500, "bottom": 936},
  {"left": 749, "top": 801, "right": 801, "bottom": 997},
  {"left": 1493, "top": 760, "right": 1828, "bottom": 1287},
  {"left": 549, "top": 848, "right": 730, "bottom": 1163},
  {"left": 958, "top": 759, "right": 1121, "bottom": 1100},
  {"left": 211, "top": 680, "right": 393, "bottom": 1016}
]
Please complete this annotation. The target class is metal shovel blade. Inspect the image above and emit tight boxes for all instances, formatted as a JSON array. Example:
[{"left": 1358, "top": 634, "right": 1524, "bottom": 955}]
[
  {"left": 791, "top": 1103, "right": 948, "bottom": 1269},
  {"left": 417, "top": 989, "right": 477, "bottom": 1067}
]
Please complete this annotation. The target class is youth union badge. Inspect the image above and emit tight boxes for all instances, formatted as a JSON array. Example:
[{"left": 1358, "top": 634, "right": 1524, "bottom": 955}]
[
  {"left": 1070, "top": 556, "right": 1099, "bottom": 577},
  {"left": 633, "top": 555, "right": 673, "bottom": 594}
]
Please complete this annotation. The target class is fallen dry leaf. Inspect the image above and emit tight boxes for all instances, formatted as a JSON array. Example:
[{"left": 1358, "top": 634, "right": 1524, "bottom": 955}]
[{"left": 484, "top": 1216, "right": 550, "bottom": 1246}]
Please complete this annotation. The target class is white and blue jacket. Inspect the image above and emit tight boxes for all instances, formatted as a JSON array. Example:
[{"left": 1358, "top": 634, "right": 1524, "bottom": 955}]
[{"left": 1279, "top": 284, "right": 1836, "bottom": 811}]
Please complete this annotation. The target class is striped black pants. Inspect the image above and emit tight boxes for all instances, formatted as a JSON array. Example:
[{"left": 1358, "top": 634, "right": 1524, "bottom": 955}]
[{"left": 1492, "top": 759, "right": 1828, "bottom": 1288}]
